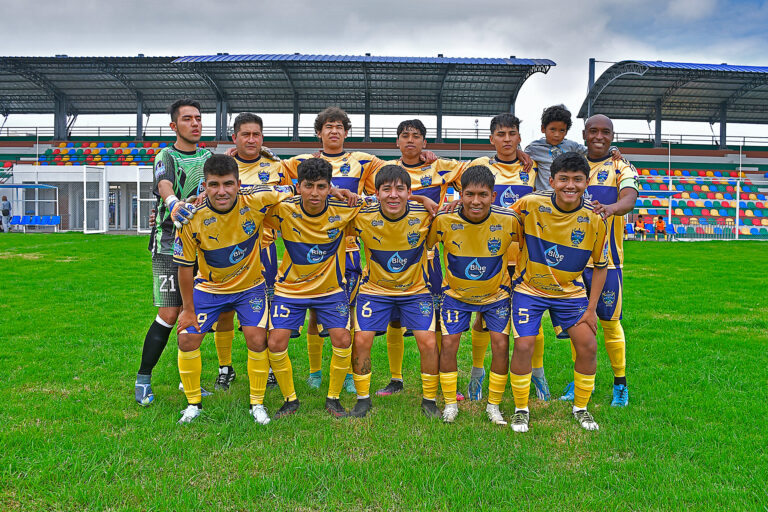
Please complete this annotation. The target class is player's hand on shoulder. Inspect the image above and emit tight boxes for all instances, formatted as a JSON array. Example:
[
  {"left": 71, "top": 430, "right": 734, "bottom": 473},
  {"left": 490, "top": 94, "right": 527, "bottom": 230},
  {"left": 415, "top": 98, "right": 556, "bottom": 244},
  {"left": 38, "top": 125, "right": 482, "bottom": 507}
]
[
  {"left": 311, "top": 150, "right": 322, "bottom": 158},
  {"left": 591, "top": 200, "right": 616, "bottom": 219},
  {"left": 224, "top": 147, "right": 237, "bottom": 157},
  {"left": 260, "top": 146, "right": 281, "bottom": 161},
  {"left": 440, "top": 199, "right": 460, "bottom": 213},
  {"left": 517, "top": 148, "right": 533, "bottom": 172},
  {"left": 191, "top": 189, "right": 207, "bottom": 207},
  {"left": 411, "top": 194, "right": 438, "bottom": 217},
  {"left": 330, "top": 187, "right": 358, "bottom": 206},
  {"left": 177, "top": 309, "right": 199, "bottom": 334},
  {"left": 420, "top": 150, "right": 438, "bottom": 164},
  {"left": 610, "top": 148, "right": 623, "bottom": 161}
]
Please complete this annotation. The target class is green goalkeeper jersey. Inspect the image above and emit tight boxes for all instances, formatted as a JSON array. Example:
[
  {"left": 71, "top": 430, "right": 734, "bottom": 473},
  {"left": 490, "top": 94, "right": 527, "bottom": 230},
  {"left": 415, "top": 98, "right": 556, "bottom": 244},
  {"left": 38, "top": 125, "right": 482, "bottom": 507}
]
[{"left": 149, "top": 145, "right": 212, "bottom": 256}]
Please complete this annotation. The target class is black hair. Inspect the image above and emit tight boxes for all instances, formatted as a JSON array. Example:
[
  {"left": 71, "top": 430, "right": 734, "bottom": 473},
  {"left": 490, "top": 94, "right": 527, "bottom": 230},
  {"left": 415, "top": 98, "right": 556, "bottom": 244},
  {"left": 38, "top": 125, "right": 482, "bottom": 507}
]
[
  {"left": 233, "top": 112, "right": 264, "bottom": 134},
  {"left": 489, "top": 113, "right": 521, "bottom": 134},
  {"left": 204, "top": 154, "right": 239, "bottom": 180},
  {"left": 297, "top": 157, "right": 333, "bottom": 185},
  {"left": 169, "top": 98, "right": 201, "bottom": 123},
  {"left": 397, "top": 119, "right": 427, "bottom": 138},
  {"left": 541, "top": 104, "right": 573, "bottom": 131},
  {"left": 314, "top": 106, "right": 351, "bottom": 133},
  {"left": 460, "top": 165, "right": 495, "bottom": 191},
  {"left": 550, "top": 152, "right": 589, "bottom": 178},
  {"left": 375, "top": 164, "right": 411, "bottom": 190}
]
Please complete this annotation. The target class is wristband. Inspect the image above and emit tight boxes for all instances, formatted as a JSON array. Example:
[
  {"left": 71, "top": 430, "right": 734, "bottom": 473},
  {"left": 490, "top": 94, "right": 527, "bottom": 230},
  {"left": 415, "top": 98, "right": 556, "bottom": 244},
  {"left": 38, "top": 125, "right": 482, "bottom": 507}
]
[{"left": 165, "top": 194, "right": 180, "bottom": 209}]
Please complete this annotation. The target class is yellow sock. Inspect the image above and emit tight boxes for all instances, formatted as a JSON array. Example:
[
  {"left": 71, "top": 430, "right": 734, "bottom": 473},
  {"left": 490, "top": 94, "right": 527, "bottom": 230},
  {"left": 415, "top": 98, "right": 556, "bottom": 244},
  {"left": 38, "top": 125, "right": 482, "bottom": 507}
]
[
  {"left": 531, "top": 327, "right": 545, "bottom": 369},
  {"left": 307, "top": 333, "right": 323, "bottom": 374},
  {"left": 509, "top": 372, "right": 531, "bottom": 410},
  {"left": 601, "top": 319, "right": 626, "bottom": 378},
  {"left": 570, "top": 340, "right": 577, "bottom": 363},
  {"left": 268, "top": 349, "right": 296, "bottom": 401},
  {"left": 421, "top": 373, "right": 439, "bottom": 401},
  {"left": 328, "top": 346, "right": 351, "bottom": 399},
  {"left": 574, "top": 370, "right": 596, "bottom": 409},
  {"left": 214, "top": 330, "right": 234, "bottom": 367},
  {"left": 353, "top": 372, "right": 371, "bottom": 398},
  {"left": 178, "top": 348, "right": 202, "bottom": 405},
  {"left": 471, "top": 329, "right": 490, "bottom": 369},
  {"left": 386, "top": 325, "right": 405, "bottom": 380},
  {"left": 487, "top": 371, "right": 507, "bottom": 405},
  {"left": 435, "top": 330, "right": 442, "bottom": 352},
  {"left": 440, "top": 371, "right": 458, "bottom": 405},
  {"left": 247, "top": 349, "right": 269, "bottom": 405}
]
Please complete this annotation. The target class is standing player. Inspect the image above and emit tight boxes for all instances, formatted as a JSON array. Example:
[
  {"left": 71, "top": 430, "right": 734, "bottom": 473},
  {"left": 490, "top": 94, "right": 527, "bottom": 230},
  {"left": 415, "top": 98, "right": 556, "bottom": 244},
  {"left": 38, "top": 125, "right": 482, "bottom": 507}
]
[
  {"left": 427, "top": 166, "right": 521, "bottom": 424},
  {"left": 174, "top": 155, "right": 296, "bottom": 424},
  {"left": 210, "top": 112, "right": 291, "bottom": 391},
  {"left": 559, "top": 114, "right": 638, "bottom": 407},
  {"left": 508, "top": 152, "right": 608, "bottom": 432},
  {"left": 349, "top": 165, "right": 441, "bottom": 418},
  {"left": 135, "top": 98, "right": 211, "bottom": 406}
]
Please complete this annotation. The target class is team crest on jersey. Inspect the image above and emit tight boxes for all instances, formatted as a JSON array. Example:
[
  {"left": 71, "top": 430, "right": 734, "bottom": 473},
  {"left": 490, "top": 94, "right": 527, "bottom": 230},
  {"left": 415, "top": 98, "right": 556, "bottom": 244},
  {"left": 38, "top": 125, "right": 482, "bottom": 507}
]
[
  {"left": 420, "top": 175, "right": 432, "bottom": 187},
  {"left": 249, "top": 297, "right": 264, "bottom": 313},
  {"left": 306, "top": 244, "right": 327, "bottom": 263},
  {"left": 538, "top": 206, "right": 552, "bottom": 214},
  {"left": 489, "top": 224, "right": 502, "bottom": 232},
  {"left": 597, "top": 170, "right": 609, "bottom": 184},
  {"left": 407, "top": 231, "right": 420, "bottom": 247},
  {"left": 291, "top": 212, "right": 303, "bottom": 219},
  {"left": 601, "top": 290, "right": 616, "bottom": 307},
  {"left": 464, "top": 258, "right": 487, "bottom": 280},
  {"left": 419, "top": 300, "right": 433, "bottom": 317},
  {"left": 501, "top": 187, "right": 520, "bottom": 207},
  {"left": 577, "top": 216, "right": 589, "bottom": 223},
  {"left": 229, "top": 245, "right": 246, "bottom": 264},
  {"left": 173, "top": 236, "right": 183, "bottom": 257},
  {"left": 519, "top": 171, "right": 530, "bottom": 183},
  {"left": 387, "top": 252, "right": 408, "bottom": 272},
  {"left": 335, "top": 302, "right": 349, "bottom": 317},
  {"left": 450, "top": 223, "right": 464, "bottom": 231},
  {"left": 329, "top": 215, "right": 341, "bottom": 223},
  {"left": 327, "top": 227, "right": 340, "bottom": 240},
  {"left": 154, "top": 161, "right": 165, "bottom": 179},
  {"left": 487, "top": 237, "right": 502, "bottom": 254},
  {"left": 408, "top": 218, "right": 419, "bottom": 226},
  {"left": 258, "top": 170, "right": 270, "bottom": 183},
  {"left": 339, "top": 163, "right": 351, "bottom": 176},
  {"left": 203, "top": 217, "right": 217, "bottom": 226},
  {"left": 544, "top": 245, "right": 564, "bottom": 267},
  {"left": 239, "top": 206, "right": 250, "bottom": 215},
  {"left": 371, "top": 219, "right": 384, "bottom": 227},
  {"left": 242, "top": 220, "right": 256, "bottom": 236},
  {"left": 570, "top": 228, "right": 585, "bottom": 247}
]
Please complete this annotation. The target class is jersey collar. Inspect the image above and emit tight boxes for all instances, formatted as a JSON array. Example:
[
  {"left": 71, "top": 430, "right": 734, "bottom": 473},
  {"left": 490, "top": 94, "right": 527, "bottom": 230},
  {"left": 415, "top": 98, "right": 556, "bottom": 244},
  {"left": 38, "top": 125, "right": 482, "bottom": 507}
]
[
  {"left": 206, "top": 194, "right": 239, "bottom": 215},
  {"left": 379, "top": 203, "right": 410, "bottom": 222},
  {"left": 171, "top": 145, "right": 198, "bottom": 156},
  {"left": 321, "top": 151, "right": 346, "bottom": 158},
  {"left": 400, "top": 159, "right": 425, "bottom": 168},
  {"left": 234, "top": 154, "right": 262, "bottom": 164},
  {"left": 550, "top": 191, "right": 584, "bottom": 214},
  {"left": 300, "top": 197, "right": 329, "bottom": 217},
  {"left": 458, "top": 205, "right": 491, "bottom": 225},
  {"left": 586, "top": 153, "right": 611, "bottom": 163},
  {"left": 492, "top": 155, "right": 518, "bottom": 165}
]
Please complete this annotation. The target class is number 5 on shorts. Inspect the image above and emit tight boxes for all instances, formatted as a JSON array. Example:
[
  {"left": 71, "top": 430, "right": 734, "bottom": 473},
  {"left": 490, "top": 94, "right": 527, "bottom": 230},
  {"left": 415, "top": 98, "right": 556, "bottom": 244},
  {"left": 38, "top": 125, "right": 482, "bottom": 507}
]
[{"left": 517, "top": 308, "right": 529, "bottom": 324}]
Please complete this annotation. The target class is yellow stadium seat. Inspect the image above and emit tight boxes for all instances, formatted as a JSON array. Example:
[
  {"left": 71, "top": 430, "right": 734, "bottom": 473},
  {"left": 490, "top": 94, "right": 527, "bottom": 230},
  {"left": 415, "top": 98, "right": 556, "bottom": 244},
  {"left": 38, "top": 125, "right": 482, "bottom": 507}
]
[
  {"left": 715, "top": 192, "right": 723, "bottom": 199},
  {"left": 710, "top": 208, "right": 718, "bottom": 216},
  {"left": 674, "top": 170, "right": 682, "bottom": 176},
  {"left": 749, "top": 193, "right": 757, "bottom": 200},
  {"left": 705, "top": 170, "right": 714, "bottom": 177},
  {"left": 726, "top": 218, "right": 735, "bottom": 226},
  {"left": 58, "top": 142, "right": 67, "bottom": 148},
  {"left": 89, "top": 142, "right": 97, "bottom": 148},
  {"left": 695, "top": 200, "right": 704, "bottom": 208},
  {"left": 674, "top": 208, "right": 684, "bottom": 215},
  {"left": 639, "top": 208, "right": 648, "bottom": 215},
  {"left": 681, "top": 192, "right": 690, "bottom": 199},
  {"left": 151, "top": 142, "right": 159, "bottom": 148},
  {"left": 762, "top": 218, "right": 768, "bottom": 226},
  {"left": 745, "top": 210, "right": 754, "bottom": 217},
  {"left": 740, "top": 227, "right": 750, "bottom": 235},
  {"left": 661, "top": 199, "right": 669, "bottom": 207},
  {"left": 120, "top": 142, "right": 128, "bottom": 148},
  {"left": 690, "top": 218, "right": 699, "bottom": 225},
  {"left": 701, "top": 185, "right": 709, "bottom": 192},
  {"left": 129, "top": 161, "right": 138, "bottom": 166},
  {"left": 65, "top": 161, "right": 72, "bottom": 166}
]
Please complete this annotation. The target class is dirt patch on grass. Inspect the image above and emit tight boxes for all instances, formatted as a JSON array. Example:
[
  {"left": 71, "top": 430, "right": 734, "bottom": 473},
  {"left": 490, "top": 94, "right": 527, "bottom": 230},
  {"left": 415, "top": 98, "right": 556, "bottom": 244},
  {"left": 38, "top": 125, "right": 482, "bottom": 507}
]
[{"left": 0, "top": 251, "right": 43, "bottom": 260}]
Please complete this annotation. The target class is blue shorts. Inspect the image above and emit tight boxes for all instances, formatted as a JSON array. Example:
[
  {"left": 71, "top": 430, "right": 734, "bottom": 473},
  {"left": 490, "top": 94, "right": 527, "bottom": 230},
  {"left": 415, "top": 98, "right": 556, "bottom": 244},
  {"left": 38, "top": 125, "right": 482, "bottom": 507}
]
[
  {"left": 261, "top": 243, "right": 278, "bottom": 290},
  {"left": 440, "top": 295, "right": 510, "bottom": 335},
  {"left": 427, "top": 256, "right": 443, "bottom": 302},
  {"left": 345, "top": 251, "right": 362, "bottom": 306},
  {"left": 184, "top": 284, "right": 268, "bottom": 334},
  {"left": 271, "top": 291, "right": 350, "bottom": 332},
  {"left": 583, "top": 267, "right": 623, "bottom": 321},
  {"left": 357, "top": 293, "right": 435, "bottom": 333},
  {"left": 511, "top": 292, "right": 588, "bottom": 339}
]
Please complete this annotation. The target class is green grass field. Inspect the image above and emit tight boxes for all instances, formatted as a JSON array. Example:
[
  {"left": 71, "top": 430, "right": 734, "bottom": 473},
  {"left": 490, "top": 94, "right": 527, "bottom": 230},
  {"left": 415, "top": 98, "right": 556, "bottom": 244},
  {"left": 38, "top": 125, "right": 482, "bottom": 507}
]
[{"left": 1, "top": 234, "right": 767, "bottom": 510}]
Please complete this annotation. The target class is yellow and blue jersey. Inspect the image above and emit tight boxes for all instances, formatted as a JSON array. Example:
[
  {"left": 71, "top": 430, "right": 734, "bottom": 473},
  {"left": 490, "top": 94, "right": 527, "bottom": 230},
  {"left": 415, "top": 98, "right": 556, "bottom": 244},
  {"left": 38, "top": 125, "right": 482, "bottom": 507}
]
[
  {"left": 235, "top": 153, "right": 292, "bottom": 248},
  {"left": 267, "top": 196, "right": 364, "bottom": 298},
  {"left": 174, "top": 185, "right": 295, "bottom": 294},
  {"left": 395, "top": 158, "right": 468, "bottom": 206},
  {"left": 511, "top": 191, "right": 608, "bottom": 299},
  {"left": 585, "top": 155, "right": 639, "bottom": 269},
  {"left": 352, "top": 201, "right": 432, "bottom": 296},
  {"left": 427, "top": 206, "right": 521, "bottom": 305}
]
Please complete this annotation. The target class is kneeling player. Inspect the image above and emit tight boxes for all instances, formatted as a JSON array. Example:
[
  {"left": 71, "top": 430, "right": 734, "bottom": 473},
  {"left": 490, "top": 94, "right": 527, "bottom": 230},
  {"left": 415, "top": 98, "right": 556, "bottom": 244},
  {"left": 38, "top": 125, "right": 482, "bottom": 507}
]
[
  {"left": 174, "top": 155, "right": 295, "bottom": 424},
  {"left": 427, "top": 165, "right": 521, "bottom": 424},
  {"left": 508, "top": 152, "right": 608, "bottom": 432},
  {"left": 349, "top": 165, "right": 441, "bottom": 418}
]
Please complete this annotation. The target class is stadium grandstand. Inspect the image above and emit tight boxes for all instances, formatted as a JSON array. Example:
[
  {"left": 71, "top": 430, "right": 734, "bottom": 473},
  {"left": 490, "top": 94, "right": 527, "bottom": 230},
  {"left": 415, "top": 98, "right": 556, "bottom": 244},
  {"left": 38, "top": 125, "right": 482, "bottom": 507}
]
[{"left": 1, "top": 54, "right": 766, "bottom": 239}]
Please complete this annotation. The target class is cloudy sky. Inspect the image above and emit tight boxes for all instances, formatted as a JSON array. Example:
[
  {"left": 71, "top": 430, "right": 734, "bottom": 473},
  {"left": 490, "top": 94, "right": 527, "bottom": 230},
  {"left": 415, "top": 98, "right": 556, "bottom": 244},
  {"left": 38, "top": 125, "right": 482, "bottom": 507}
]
[{"left": 3, "top": 0, "right": 768, "bottom": 141}]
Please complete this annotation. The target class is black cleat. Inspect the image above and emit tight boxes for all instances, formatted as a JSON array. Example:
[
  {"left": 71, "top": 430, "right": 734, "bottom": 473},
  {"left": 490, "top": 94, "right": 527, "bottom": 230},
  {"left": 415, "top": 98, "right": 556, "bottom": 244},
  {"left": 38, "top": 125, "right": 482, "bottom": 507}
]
[
  {"left": 375, "top": 379, "right": 404, "bottom": 397},
  {"left": 266, "top": 371, "right": 278, "bottom": 389},
  {"left": 349, "top": 397, "right": 372, "bottom": 418},
  {"left": 421, "top": 398, "right": 441, "bottom": 418},
  {"left": 214, "top": 366, "right": 236, "bottom": 391},
  {"left": 325, "top": 397, "right": 348, "bottom": 418},
  {"left": 274, "top": 399, "right": 300, "bottom": 418}
]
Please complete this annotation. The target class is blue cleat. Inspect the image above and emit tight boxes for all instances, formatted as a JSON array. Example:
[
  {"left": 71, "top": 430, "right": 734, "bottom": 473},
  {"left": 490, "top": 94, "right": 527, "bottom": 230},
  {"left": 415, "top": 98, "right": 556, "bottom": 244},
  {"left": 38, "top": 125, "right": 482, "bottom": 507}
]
[
  {"left": 559, "top": 381, "right": 575, "bottom": 401},
  {"left": 343, "top": 373, "right": 356, "bottom": 393},
  {"left": 178, "top": 382, "right": 213, "bottom": 397},
  {"left": 467, "top": 368, "right": 485, "bottom": 401},
  {"left": 611, "top": 384, "right": 629, "bottom": 407},
  {"left": 135, "top": 383, "right": 154, "bottom": 406},
  {"left": 307, "top": 370, "right": 322, "bottom": 389},
  {"left": 531, "top": 374, "right": 551, "bottom": 401}
]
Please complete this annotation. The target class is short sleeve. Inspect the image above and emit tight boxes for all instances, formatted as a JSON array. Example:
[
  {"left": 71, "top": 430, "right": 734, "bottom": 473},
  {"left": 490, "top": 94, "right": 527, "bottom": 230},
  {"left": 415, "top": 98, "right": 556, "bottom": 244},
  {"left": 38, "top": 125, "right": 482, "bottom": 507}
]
[{"left": 173, "top": 224, "right": 196, "bottom": 266}]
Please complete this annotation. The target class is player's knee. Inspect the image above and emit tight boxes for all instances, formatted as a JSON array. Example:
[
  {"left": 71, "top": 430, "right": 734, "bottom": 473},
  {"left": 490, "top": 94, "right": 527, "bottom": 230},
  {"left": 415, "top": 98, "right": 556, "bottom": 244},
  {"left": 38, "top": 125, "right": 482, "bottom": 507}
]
[
  {"left": 512, "top": 337, "right": 535, "bottom": 358},
  {"left": 178, "top": 335, "right": 201, "bottom": 352},
  {"left": 157, "top": 306, "right": 180, "bottom": 325},
  {"left": 243, "top": 327, "right": 267, "bottom": 352},
  {"left": 329, "top": 328, "right": 351, "bottom": 349},
  {"left": 267, "top": 330, "right": 290, "bottom": 352}
]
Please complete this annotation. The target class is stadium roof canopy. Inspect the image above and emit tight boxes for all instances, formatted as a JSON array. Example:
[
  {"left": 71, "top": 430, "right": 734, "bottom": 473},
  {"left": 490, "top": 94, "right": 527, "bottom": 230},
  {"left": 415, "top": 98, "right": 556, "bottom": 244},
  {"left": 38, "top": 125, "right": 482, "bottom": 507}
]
[
  {"left": 578, "top": 60, "right": 768, "bottom": 147},
  {"left": 0, "top": 53, "right": 555, "bottom": 140}
]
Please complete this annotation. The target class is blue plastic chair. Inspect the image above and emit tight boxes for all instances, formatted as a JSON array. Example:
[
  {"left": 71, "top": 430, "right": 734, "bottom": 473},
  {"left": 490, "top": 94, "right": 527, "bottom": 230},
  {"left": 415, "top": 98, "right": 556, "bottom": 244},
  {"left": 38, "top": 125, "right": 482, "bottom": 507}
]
[
  {"left": 704, "top": 200, "right": 713, "bottom": 208},
  {"left": 750, "top": 227, "right": 759, "bottom": 235},
  {"left": 10, "top": 216, "right": 21, "bottom": 225},
  {"left": 626, "top": 223, "right": 634, "bottom": 235},
  {"left": 682, "top": 170, "right": 690, "bottom": 176},
  {"left": 684, "top": 208, "right": 693, "bottom": 216},
  {"left": 758, "top": 194, "right": 766, "bottom": 201},
  {"left": 714, "top": 171, "right": 722, "bottom": 177},
  {"left": 714, "top": 227, "right": 723, "bottom": 235},
  {"left": 719, "top": 209, "right": 727, "bottom": 216},
  {"left": 676, "top": 226, "right": 685, "bottom": 234},
  {"left": 690, "top": 192, "right": 699, "bottom": 199},
  {"left": 21, "top": 215, "right": 31, "bottom": 224}
]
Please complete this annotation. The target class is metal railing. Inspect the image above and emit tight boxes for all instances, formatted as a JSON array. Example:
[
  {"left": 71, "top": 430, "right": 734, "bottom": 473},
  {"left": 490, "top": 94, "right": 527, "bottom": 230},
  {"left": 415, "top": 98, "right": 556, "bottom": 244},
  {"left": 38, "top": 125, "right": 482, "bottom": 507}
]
[{"left": 613, "top": 132, "right": 768, "bottom": 147}]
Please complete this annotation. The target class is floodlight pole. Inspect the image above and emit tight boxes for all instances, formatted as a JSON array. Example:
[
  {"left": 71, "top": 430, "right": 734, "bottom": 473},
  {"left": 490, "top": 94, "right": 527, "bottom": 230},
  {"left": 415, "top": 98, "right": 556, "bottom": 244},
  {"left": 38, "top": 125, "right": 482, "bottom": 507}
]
[
  {"left": 654, "top": 98, "right": 662, "bottom": 148},
  {"left": 719, "top": 102, "right": 727, "bottom": 150},
  {"left": 587, "top": 58, "right": 595, "bottom": 118},
  {"left": 136, "top": 92, "right": 144, "bottom": 141}
]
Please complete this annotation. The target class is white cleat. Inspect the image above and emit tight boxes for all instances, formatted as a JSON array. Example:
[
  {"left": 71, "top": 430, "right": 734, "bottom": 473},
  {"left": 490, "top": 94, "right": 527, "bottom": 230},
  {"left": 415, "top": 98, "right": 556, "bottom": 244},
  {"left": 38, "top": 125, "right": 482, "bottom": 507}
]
[
  {"left": 250, "top": 404, "right": 271, "bottom": 425},
  {"left": 442, "top": 403, "right": 459, "bottom": 423},
  {"left": 178, "top": 404, "right": 201, "bottom": 424},
  {"left": 486, "top": 404, "right": 507, "bottom": 425},
  {"left": 573, "top": 409, "right": 599, "bottom": 431},
  {"left": 510, "top": 410, "right": 529, "bottom": 433}
]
